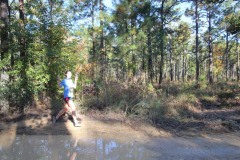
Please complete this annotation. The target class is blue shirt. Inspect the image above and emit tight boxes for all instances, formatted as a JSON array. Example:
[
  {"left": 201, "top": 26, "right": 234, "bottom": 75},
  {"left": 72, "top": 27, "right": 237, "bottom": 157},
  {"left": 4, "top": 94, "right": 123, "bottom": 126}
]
[{"left": 60, "top": 78, "right": 75, "bottom": 98}]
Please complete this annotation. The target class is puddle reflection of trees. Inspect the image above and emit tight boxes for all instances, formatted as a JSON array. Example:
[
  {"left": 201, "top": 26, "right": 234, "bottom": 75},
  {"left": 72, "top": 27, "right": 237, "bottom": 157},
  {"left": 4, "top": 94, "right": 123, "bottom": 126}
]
[
  {"left": 0, "top": 135, "right": 152, "bottom": 160},
  {"left": 2, "top": 134, "right": 240, "bottom": 159}
]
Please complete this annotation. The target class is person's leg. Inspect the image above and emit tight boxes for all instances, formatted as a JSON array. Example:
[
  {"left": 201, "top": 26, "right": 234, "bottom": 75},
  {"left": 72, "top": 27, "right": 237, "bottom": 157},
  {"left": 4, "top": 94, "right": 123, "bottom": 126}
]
[
  {"left": 69, "top": 139, "right": 79, "bottom": 160},
  {"left": 69, "top": 152, "right": 77, "bottom": 160},
  {"left": 56, "top": 103, "right": 68, "bottom": 119},
  {"left": 67, "top": 100, "right": 80, "bottom": 126},
  {"left": 53, "top": 103, "right": 69, "bottom": 123}
]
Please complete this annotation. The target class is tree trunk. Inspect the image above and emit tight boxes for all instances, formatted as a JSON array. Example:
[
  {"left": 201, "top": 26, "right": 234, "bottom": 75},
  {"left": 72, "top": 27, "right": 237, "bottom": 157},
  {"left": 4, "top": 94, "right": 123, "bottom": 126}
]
[
  {"left": 177, "top": 58, "right": 180, "bottom": 81},
  {"left": 141, "top": 47, "right": 146, "bottom": 84},
  {"left": 19, "top": 0, "right": 27, "bottom": 113},
  {"left": 174, "top": 61, "right": 177, "bottom": 81},
  {"left": 0, "top": 0, "right": 9, "bottom": 61},
  {"left": 169, "top": 38, "right": 173, "bottom": 81},
  {"left": 225, "top": 32, "right": 229, "bottom": 81},
  {"left": 19, "top": 0, "right": 26, "bottom": 58},
  {"left": 91, "top": 0, "right": 96, "bottom": 78},
  {"left": 195, "top": 0, "right": 200, "bottom": 83},
  {"left": 237, "top": 38, "right": 239, "bottom": 81},
  {"left": 147, "top": 27, "right": 153, "bottom": 82},
  {"left": 231, "top": 64, "right": 235, "bottom": 81},
  {"left": 131, "top": 14, "right": 136, "bottom": 83},
  {"left": 99, "top": 0, "right": 105, "bottom": 79},
  {"left": 207, "top": 7, "right": 213, "bottom": 83},
  {"left": 159, "top": 1, "right": 165, "bottom": 85},
  {"left": 182, "top": 50, "right": 186, "bottom": 82}
]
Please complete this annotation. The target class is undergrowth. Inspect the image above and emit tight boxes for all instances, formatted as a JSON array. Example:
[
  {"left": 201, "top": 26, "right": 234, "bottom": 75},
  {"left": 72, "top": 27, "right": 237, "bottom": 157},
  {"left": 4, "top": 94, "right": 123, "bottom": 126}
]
[{"left": 79, "top": 81, "right": 240, "bottom": 125}]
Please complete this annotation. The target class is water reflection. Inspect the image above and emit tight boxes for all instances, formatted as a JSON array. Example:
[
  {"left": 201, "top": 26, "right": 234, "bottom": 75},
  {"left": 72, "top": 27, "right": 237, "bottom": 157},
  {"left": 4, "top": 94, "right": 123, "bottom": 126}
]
[
  {"left": 1, "top": 134, "right": 240, "bottom": 160},
  {"left": 0, "top": 135, "right": 157, "bottom": 160}
]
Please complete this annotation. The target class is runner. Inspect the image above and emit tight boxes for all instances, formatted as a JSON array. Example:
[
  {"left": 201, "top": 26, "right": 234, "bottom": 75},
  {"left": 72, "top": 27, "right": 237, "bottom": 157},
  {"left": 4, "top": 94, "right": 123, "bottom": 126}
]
[{"left": 53, "top": 71, "right": 81, "bottom": 127}]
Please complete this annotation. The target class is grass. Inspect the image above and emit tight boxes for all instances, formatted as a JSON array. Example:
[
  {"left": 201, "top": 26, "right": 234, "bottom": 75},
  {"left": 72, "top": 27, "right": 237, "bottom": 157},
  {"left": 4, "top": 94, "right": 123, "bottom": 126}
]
[{"left": 78, "top": 81, "right": 240, "bottom": 126}]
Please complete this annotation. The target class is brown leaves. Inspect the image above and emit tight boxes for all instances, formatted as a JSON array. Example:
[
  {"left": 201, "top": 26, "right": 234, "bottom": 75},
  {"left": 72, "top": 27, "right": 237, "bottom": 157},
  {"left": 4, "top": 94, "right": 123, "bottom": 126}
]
[{"left": 75, "top": 63, "right": 96, "bottom": 74}]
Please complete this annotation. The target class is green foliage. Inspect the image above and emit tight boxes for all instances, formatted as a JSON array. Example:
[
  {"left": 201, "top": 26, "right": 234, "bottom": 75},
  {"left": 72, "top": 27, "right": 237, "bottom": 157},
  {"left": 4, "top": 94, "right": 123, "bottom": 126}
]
[
  {"left": 147, "top": 83, "right": 155, "bottom": 93},
  {"left": 226, "top": 12, "right": 240, "bottom": 34},
  {"left": 26, "top": 63, "right": 49, "bottom": 97},
  {"left": 199, "top": 74, "right": 207, "bottom": 82},
  {"left": 1, "top": 0, "right": 240, "bottom": 116},
  {"left": 0, "top": 82, "right": 9, "bottom": 112},
  {"left": 0, "top": 0, "right": 88, "bottom": 113}
]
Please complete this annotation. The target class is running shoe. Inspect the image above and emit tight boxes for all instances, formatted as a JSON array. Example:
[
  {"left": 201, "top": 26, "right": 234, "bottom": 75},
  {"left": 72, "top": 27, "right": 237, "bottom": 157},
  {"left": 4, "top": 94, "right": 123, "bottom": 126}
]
[{"left": 74, "top": 121, "right": 81, "bottom": 127}]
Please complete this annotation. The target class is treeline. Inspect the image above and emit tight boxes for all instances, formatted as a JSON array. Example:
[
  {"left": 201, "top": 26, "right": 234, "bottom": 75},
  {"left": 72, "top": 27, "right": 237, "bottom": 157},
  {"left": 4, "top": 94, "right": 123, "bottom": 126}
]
[{"left": 0, "top": 0, "right": 239, "bottom": 112}]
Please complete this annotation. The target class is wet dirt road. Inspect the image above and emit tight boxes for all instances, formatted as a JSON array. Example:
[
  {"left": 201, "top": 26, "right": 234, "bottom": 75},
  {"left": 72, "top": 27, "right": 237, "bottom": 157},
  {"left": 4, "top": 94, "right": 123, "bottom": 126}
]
[{"left": 0, "top": 115, "right": 240, "bottom": 159}]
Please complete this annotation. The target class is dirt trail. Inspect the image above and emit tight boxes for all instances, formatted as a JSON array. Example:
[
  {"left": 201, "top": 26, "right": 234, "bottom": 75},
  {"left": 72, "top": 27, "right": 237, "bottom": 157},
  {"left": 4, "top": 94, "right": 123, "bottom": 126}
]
[
  {"left": 0, "top": 110, "right": 168, "bottom": 140},
  {"left": 0, "top": 108, "right": 239, "bottom": 139}
]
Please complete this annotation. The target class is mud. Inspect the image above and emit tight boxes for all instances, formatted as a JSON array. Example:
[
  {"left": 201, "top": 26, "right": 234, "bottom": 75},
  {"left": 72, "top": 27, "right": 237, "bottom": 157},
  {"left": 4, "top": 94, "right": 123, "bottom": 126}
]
[{"left": 1, "top": 111, "right": 240, "bottom": 159}]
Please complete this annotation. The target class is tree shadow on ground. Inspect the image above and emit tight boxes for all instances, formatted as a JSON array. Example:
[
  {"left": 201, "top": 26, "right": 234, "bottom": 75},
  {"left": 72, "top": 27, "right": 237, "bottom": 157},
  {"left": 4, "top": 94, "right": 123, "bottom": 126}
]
[
  {"left": 153, "top": 105, "right": 240, "bottom": 136},
  {"left": 151, "top": 82, "right": 240, "bottom": 136},
  {"left": 0, "top": 96, "right": 73, "bottom": 136}
]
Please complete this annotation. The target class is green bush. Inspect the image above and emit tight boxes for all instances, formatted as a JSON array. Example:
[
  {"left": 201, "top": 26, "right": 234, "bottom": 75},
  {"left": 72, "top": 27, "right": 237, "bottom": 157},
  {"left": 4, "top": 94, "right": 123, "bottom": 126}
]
[{"left": 0, "top": 82, "right": 9, "bottom": 112}]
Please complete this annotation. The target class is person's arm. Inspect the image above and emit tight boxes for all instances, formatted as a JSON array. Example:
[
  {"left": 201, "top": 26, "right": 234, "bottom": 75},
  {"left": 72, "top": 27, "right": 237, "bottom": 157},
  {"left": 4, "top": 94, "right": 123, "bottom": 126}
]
[
  {"left": 73, "top": 74, "right": 78, "bottom": 89},
  {"left": 59, "top": 77, "right": 64, "bottom": 88}
]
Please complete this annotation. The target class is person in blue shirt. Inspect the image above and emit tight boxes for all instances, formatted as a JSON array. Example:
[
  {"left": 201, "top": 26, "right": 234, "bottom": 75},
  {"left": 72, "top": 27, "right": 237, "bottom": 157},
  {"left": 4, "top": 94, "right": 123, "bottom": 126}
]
[{"left": 53, "top": 71, "right": 81, "bottom": 127}]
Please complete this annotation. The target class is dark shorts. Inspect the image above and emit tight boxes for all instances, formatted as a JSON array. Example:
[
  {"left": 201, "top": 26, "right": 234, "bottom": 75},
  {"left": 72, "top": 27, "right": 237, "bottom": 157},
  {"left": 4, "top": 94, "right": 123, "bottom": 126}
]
[{"left": 64, "top": 97, "right": 73, "bottom": 103}]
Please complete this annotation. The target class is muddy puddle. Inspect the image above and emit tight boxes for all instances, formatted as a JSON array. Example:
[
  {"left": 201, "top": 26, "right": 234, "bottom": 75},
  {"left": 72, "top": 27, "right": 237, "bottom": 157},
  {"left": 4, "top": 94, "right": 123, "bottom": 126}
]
[
  {"left": 1, "top": 115, "right": 240, "bottom": 159},
  {"left": 1, "top": 133, "right": 240, "bottom": 160}
]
